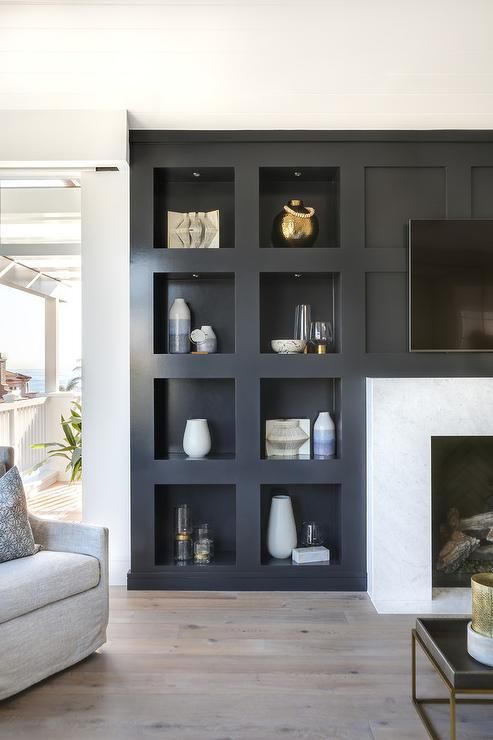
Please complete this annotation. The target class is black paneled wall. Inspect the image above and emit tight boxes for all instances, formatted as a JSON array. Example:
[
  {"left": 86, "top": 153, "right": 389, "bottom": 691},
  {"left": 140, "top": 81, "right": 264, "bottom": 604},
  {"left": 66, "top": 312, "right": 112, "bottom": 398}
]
[{"left": 129, "top": 131, "right": 493, "bottom": 590}]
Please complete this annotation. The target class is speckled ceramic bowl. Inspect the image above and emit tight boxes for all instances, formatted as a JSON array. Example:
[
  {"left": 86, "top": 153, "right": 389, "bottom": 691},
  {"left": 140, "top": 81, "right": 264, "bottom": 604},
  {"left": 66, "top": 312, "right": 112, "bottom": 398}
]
[{"left": 271, "top": 339, "right": 306, "bottom": 354}]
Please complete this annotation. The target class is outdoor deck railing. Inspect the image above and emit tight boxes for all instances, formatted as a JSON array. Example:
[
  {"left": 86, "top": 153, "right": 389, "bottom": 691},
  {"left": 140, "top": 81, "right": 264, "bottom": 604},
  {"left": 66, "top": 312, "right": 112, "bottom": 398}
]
[{"left": 0, "top": 396, "right": 48, "bottom": 472}]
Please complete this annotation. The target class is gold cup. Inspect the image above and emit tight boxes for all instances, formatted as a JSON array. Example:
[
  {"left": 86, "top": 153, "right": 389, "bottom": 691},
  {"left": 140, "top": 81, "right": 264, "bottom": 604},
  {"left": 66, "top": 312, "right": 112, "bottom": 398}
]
[{"left": 471, "top": 573, "right": 493, "bottom": 638}]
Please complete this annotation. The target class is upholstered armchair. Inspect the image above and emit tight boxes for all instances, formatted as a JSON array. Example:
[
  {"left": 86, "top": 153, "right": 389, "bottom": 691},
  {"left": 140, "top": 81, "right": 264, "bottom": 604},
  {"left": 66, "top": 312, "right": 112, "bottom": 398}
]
[{"left": 0, "top": 446, "right": 109, "bottom": 700}]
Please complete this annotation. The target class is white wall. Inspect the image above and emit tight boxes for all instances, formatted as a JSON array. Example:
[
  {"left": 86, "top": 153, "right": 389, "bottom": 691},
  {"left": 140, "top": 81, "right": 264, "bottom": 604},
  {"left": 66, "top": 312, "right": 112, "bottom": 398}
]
[
  {"left": 81, "top": 170, "right": 129, "bottom": 585},
  {"left": 0, "top": 110, "right": 127, "bottom": 166},
  {"left": 1, "top": 1, "right": 493, "bottom": 130},
  {"left": 0, "top": 110, "right": 130, "bottom": 585}
]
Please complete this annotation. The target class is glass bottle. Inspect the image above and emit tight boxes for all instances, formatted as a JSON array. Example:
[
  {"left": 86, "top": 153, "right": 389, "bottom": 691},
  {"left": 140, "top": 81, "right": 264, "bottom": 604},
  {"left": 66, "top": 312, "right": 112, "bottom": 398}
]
[
  {"left": 174, "top": 504, "right": 192, "bottom": 561},
  {"left": 195, "top": 523, "right": 214, "bottom": 559},
  {"left": 194, "top": 537, "right": 211, "bottom": 564}
]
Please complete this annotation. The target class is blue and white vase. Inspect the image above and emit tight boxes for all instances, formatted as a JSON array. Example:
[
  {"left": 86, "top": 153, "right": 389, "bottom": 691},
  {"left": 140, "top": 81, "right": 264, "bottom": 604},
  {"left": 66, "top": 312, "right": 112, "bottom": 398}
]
[
  {"left": 313, "top": 411, "right": 336, "bottom": 459},
  {"left": 169, "top": 298, "right": 191, "bottom": 353}
]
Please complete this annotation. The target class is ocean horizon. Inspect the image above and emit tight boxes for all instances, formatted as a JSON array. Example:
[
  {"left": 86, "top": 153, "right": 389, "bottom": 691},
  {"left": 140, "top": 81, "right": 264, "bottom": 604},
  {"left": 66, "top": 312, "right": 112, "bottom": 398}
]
[{"left": 17, "top": 369, "right": 78, "bottom": 394}]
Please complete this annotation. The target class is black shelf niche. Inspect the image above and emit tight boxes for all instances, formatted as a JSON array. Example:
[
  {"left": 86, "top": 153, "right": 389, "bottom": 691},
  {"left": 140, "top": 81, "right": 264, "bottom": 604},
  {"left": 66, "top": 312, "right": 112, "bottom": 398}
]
[
  {"left": 260, "top": 484, "right": 341, "bottom": 566},
  {"left": 260, "top": 271, "right": 340, "bottom": 353},
  {"left": 155, "top": 484, "right": 236, "bottom": 566},
  {"left": 154, "top": 167, "right": 235, "bottom": 249},
  {"left": 260, "top": 377, "right": 341, "bottom": 459},
  {"left": 154, "top": 378, "right": 236, "bottom": 460},
  {"left": 154, "top": 272, "right": 235, "bottom": 354},
  {"left": 259, "top": 167, "right": 339, "bottom": 249}
]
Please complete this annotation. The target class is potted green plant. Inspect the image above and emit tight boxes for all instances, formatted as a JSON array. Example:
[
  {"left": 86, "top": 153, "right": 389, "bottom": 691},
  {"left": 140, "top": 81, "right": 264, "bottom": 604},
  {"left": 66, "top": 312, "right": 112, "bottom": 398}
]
[{"left": 33, "top": 400, "right": 82, "bottom": 482}]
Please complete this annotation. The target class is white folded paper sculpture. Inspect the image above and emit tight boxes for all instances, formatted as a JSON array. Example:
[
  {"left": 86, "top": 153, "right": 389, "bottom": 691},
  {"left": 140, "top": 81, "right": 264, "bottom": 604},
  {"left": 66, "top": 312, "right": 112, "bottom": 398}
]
[{"left": 167, "top": 210, "right": 220, "bottom": 248}]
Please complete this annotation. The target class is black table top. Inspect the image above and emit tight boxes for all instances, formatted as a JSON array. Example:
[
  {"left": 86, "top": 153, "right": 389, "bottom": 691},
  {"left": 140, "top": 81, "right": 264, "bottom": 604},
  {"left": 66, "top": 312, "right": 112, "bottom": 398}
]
[{"left": 416, "top": 618, "right": 493, "bottom": 690}]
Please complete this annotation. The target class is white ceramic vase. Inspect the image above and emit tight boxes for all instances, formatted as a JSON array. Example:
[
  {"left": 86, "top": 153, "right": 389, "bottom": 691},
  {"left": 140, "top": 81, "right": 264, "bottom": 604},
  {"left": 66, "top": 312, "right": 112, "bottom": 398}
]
[
  {"left": 183, "top": 418, "right": 211, "bottom": 458},
  {"left": 197, "top": 325, "right": 217, "bottom": 353},
  {"left": 267, "top": 494, "right": 297, "bottom": 559}
]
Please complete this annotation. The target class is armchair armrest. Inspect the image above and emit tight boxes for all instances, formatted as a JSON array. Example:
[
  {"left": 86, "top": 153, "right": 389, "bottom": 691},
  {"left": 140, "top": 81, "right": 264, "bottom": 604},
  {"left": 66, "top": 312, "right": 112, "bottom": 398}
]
[
  {"left": 29, "top": 515, "right": 109, "bottom": 624},
  {"left": 29, "top": 514, "right": 108, "bottom": 565}
]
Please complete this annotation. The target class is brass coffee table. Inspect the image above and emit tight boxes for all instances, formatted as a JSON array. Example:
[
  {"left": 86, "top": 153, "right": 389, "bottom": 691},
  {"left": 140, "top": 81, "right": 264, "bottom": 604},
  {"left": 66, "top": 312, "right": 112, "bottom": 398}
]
[{"left": 412, "top": 618, "right": 493, "bottom": 739}]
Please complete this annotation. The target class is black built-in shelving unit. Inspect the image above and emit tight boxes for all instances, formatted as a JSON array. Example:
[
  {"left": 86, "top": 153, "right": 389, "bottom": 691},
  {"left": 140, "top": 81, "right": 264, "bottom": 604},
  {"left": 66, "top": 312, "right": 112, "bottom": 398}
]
[{"left": 129, "top": 131, "right": 493, "bottom": 590}]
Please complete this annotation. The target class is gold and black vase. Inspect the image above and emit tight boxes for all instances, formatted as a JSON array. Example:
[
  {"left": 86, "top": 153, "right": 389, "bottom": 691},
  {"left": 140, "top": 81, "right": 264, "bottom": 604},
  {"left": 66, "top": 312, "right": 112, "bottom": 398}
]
[{"left": 271, "top": 199, "right": 319, "bottom": 248}]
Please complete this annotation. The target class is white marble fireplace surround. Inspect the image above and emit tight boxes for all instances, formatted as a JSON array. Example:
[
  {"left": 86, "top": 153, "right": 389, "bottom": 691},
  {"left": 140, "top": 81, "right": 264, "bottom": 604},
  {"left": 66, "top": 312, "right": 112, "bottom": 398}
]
[{"left": 367, "top": 377, "right": 493, "bottom": 614}]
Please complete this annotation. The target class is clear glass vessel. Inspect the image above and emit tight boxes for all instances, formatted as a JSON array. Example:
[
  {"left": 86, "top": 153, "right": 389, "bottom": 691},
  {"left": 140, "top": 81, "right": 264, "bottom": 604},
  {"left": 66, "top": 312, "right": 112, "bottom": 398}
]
[
  {"left": 294, "top": 304, "right": 312, "bottom": 342},
  {"left": 301, "top": 521, "right": 324, "bottom": 548},
  {"left": 174, "top": 504, "right": 193, "bottom": 561},
  {"left": 195, "top": 523, "right": 214, "bottom": 559},
  {"left": 194, "top": 537, "right": 212, "bottom": 564},
  {"left": 310, "top": 320, "right": 333, "bottom": 354}
]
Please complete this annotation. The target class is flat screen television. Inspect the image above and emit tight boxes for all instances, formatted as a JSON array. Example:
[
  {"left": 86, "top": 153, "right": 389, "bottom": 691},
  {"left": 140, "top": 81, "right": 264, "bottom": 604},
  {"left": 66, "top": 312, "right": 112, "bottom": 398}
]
[{"left": 409, "top": 219, "right": 493, "bottom": 351}]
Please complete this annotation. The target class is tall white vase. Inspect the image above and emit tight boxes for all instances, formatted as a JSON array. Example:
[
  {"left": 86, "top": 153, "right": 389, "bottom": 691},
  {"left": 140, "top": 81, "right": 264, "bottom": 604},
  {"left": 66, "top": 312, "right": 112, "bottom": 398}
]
[
  {"left": 267, "top": 494, "right": 297, "bottom": 558},
  {"left": 183, "top": 419, "right": 211, "bottom": 458}
]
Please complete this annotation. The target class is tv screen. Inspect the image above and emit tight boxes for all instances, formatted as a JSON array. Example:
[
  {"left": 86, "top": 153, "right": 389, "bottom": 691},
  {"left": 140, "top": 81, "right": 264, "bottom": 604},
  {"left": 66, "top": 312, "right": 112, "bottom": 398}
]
[{"left": 409, "top": 219, "right": 493, "bottom": 351}]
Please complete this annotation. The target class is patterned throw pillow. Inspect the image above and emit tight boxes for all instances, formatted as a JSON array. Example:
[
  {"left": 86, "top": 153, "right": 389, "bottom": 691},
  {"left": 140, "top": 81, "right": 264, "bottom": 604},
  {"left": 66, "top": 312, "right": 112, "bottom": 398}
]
[{"left": 0, "top": 466, "right": 40, "bottom": 563}]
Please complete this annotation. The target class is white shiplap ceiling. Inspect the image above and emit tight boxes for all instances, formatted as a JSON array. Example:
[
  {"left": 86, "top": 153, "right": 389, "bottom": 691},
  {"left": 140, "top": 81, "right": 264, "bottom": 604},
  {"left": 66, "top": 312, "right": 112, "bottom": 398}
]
[{"left": 1, "top": 1, "right": 493, "bottom": 129}]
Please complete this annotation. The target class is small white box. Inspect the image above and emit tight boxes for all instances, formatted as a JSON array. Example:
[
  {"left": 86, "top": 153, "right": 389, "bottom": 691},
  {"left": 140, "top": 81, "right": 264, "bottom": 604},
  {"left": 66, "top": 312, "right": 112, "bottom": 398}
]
[{"left": 292, "top": 546, "right": 330, "bottom": 564}]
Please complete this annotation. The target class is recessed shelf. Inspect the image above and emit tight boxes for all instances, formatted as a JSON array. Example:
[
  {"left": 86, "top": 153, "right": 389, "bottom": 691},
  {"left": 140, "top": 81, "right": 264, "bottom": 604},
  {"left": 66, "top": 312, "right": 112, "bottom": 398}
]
[
  {"left": 260, "top": 377, "right": 341, "bottom": 459},
  {"left": 260, "top": 484, "right": 341, "bottom": 565},
  {"left": 259, "top": 167, "right": 339, "bottom": 249},
  {"left": 155, "top": 484, "right": 236, "bottom": 566},
  {"left": 260, "top": 272, "right": 340, "bottom": 353},
  {"left": 154, "top": 378, "right": 236, "bottom": 460},
  {"left": 154, "top": 167, "right": 235, "bottom": 249},
  {"left": 154, "top": 272, "right": 235, "bottom": 354}
]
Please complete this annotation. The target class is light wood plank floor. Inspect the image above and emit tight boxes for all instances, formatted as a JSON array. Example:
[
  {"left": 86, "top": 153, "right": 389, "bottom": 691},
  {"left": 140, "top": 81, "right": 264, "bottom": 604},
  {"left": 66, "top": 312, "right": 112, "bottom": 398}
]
[{"left": 1, "top": 590, "right": 491, "bottom": 739}]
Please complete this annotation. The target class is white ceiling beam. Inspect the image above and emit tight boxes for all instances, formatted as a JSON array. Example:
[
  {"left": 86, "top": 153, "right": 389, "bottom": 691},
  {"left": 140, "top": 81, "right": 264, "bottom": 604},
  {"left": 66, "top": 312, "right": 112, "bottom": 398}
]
[
  {"left": 0, "top": 260, "right": 15, "bottom": 279},
  {"left": 25, "top": 272, "right": 42, "bottom": 289}
]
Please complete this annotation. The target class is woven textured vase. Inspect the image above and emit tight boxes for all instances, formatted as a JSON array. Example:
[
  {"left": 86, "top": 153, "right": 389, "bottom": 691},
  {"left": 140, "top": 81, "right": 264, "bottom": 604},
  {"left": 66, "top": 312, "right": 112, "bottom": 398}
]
[
  {"left": 472, "top": 573, "right": 493, "bottom": 638},
  {"left": 266, "top": 419, "right": 309, "bottom": 458}
]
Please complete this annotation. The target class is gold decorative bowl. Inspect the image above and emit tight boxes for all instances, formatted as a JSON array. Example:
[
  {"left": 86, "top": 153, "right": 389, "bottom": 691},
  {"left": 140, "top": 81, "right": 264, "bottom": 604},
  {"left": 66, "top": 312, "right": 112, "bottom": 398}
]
[{"left": 471, "top": 573, "right": 493, "bottom": 638}]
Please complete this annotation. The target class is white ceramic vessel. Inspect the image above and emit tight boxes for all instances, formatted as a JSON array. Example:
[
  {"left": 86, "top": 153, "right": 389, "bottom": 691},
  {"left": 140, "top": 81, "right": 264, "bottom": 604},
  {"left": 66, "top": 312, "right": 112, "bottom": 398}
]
[
  {"left": 191, "top": 325, "right": 217, "bottom": 353},
  {"left": 266, "top": 419, "right": 309, "bottom": 457},
  {"left": 183, "top": 418, "right": 211, "bottom": 458},
  {"left": 271, "top": 339, "right": 306, "bottom": 354},
  {"left": 267, "top": 494, "right": 297, "bottom": 559},
  {"left": 467, "top": 621, "right": 493, "bottom": 667}
]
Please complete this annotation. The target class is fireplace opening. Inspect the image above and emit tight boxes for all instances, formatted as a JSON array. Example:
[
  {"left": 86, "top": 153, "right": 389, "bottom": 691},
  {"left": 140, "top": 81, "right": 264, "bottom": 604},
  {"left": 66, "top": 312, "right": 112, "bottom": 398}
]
[{"left": 432, "top": 436, "right": 493, "bottom": 587}]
